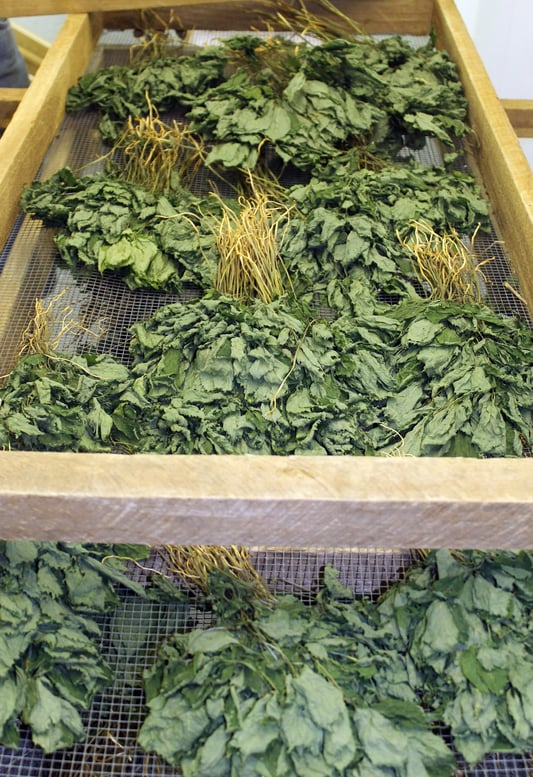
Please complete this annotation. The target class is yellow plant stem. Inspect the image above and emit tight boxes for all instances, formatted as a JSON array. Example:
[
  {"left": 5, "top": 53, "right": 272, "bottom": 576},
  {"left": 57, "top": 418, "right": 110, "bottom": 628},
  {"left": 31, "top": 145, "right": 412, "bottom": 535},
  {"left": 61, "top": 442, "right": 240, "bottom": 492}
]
[{"left": 398, "top": 220, "right": 492, "bottom": 303}]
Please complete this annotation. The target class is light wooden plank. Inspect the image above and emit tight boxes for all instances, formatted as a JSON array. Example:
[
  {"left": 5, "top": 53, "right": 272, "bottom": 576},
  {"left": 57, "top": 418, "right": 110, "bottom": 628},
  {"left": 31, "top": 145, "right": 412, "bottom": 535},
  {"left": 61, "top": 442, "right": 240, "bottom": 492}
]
[
  {"left": 0, "top": 1, "right": 531, "bottom": 551},
  {"left": 502, "top": 99, "right": 533, "bottom": 139},
  {"left": 0, "top": 452, "right": 531, "bottom": 547},
  {"left": 433, "top": 0, "right": 533, "bottom": 315},
  {"left": 1, "top": 0, "right": 432, "bottom": 34},
  {"left": 0, "top": 14, "right": 101, "bottom": 253}
]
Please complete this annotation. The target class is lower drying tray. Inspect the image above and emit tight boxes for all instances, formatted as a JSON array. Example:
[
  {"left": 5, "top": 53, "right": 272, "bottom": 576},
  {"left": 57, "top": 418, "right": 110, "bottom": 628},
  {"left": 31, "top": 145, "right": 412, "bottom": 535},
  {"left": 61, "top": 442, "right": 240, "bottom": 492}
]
[{"left": 0, "top": 548, "right": 531, "bottom": 777}]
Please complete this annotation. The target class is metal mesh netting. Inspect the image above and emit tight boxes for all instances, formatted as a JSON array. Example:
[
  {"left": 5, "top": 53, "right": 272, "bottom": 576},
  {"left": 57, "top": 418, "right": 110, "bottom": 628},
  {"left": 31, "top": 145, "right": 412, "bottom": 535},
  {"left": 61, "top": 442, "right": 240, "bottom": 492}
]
[{"left": 0, "top": 548, "right": 531, "bottom": 776}]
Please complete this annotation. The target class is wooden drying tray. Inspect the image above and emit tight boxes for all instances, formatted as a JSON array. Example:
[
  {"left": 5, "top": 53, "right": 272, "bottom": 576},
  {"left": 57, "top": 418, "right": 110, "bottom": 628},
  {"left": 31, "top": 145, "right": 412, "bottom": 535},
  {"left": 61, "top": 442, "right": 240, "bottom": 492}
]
[
  {"left": 0, "top": 0, "right": 532, "bottom": 547},
  {"left": 11, "top": 22, "right": 51, "bottom": 76}
]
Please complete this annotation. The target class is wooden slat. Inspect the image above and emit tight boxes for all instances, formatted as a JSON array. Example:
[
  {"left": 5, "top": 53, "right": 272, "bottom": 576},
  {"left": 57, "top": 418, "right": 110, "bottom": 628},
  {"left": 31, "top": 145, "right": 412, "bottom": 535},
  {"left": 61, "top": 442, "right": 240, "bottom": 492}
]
[
  {"left": 501, "top": 99, "right": 533, "bottom": 139},
  {"left": 1, "top": 0, "right": 432, "bottom": 34},
  {"left": 0, "top": 14, "right": 101, "bottom": 252},
  {"left": 0, "top": 453, "right": 531, "bottom": 547},
  {"left": 0, "top": 14, "right": 103, "bottom": 379},
  {"left": 433, "top": 0, "right": 533, "bottom": 315},
  {"left": 0, "top": 88, "right": 26, "bottom": 127}
]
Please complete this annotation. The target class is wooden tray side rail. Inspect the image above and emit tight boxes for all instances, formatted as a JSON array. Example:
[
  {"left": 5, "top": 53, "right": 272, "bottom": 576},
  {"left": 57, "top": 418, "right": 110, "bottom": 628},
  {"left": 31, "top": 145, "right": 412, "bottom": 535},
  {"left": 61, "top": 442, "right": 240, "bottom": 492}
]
[
  {"left": 0, "top": 453, "right": 531, "bottom": 548},
  {"left": 1, "top": 0, "right": 433, "bottom": 34},
  {"left": 0, "top": 14, "right": 102, "bottom": 381},
  {"left": 0, "top": 88, "right": 26, "bottom": 128},
  {"left": 0, "top": 13, "right": 101, "bottom": 251},
  {"left": 502, "top": 99, "right": 533, "bottom": 138},
  {"left": 0, "top": 1, "right": 531, "bottom": 546},
  {"left": 432, "top": 0, "right": 533, "bottom": 315}
]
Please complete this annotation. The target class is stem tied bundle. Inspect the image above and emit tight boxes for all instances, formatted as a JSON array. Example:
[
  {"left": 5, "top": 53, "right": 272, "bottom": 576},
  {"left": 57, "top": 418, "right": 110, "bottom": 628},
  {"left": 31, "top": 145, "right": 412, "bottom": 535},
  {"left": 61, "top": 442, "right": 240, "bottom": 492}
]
[
  {"left": 399, "top": 220, "right": 492, "bottom": 304},
  {"left": 162, "top": 545, "right": 274, "bottom": 603},
  {"left": 213, "top": 174, "right": 292, "bottom": 303},
  {"left": 111, "top": 99, "right": 206, "bottom": 193}
]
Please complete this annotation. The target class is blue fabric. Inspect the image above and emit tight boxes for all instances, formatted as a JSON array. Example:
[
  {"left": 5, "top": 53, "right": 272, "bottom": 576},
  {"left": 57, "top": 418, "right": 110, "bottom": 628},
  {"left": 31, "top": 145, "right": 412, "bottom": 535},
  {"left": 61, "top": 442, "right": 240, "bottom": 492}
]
[{"left": 0, "top": 18, "right": 29, "bottom": 87}]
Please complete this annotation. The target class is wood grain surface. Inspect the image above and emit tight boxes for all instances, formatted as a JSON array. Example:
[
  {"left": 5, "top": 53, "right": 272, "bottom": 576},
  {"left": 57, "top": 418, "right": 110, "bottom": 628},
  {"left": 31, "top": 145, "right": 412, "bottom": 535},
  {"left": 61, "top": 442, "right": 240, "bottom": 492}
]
[
  {"left": 0, "top": 14, "right": 100, "bottom": 251},
  {"left": 1, "top": 0, "right": 432, "bottom": 34},
  {"left": 0, "top": 452, "right": 531, "bottom": 546},
  {"left": 0, "top": 88, "right": 26, "bottom": 127},
  {"left": 502, "top": 99, "right": 533, "bottom": 138},
  {"left": 433, "top": 0, "right": 533, "bottom": 314}
]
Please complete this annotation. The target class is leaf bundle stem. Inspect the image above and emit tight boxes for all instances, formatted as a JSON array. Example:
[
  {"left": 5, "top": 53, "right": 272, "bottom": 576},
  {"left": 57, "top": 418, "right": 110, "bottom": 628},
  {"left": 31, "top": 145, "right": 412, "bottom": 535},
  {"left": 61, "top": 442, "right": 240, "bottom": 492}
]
[
  {"left": 162, "top": 545, "right": 274, "bottom": 603},
  {"left": 398, "top": 220, "right": 492, "bottom": 304},
  {"left": 212, "top": 175, "right": 292, "bottom": 303},
  {"left": 111, "top": 98, "right": 206, "bottom": 193}
]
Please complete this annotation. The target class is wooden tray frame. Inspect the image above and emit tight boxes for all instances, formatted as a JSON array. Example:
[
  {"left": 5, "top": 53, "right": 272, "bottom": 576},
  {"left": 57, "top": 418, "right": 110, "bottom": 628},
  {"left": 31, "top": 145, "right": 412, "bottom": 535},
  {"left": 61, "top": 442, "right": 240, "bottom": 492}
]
[{"left": 0, "top": 0, "right": 532, "bottom": 547}]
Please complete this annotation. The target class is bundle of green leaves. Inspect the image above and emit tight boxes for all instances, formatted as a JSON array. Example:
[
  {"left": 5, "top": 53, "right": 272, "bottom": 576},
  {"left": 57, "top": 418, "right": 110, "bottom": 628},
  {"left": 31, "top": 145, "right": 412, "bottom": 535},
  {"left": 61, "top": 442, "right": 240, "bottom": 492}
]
[
  {"left": 283, "top": 161, "right": 490, "bottom": 298},
  {"left": 186, "top": 33, "right": 468, "bottom": 173},
  {"left": 0, "top": 541, "right": 147, "bottom": 752},
  {"left": 138, "top": 550, "right": 533, "bottom": 774},
  {"left": 66, "top": 46, "right": 229, "bottom": 143},
  {"left": 115, "top": 291, "right": 397, "bottom": 455},
  {"left": 0, "top": 351, "right": 130, "bottom": 452},
  {"left": 2, "top": 291, "right": 531, "bottom": 458},
  {"left": 20, "top": 167, "right": 219, "bottom": 292},
  {"left": 138, "top": 566, "right": 455, "bottom": 777},
  {"left": 66, "top": 32, "right": 468, "bottom": 171},
  {"left": 382, "top": 299, "right": 533, "bottom": 456},
  {"left": 20, "top": 157, "right": 489, "bottom": 302},
  {"left": 378, "top": 549, "right": 533, "bottom": 764}
]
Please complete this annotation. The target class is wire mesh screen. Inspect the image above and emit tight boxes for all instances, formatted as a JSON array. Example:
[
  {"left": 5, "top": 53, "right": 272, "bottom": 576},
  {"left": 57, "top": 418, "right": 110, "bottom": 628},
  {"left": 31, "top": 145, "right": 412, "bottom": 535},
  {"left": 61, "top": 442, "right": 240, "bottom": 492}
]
[{"left": 0, "top": 548, "right": 531, "bottom": 777}]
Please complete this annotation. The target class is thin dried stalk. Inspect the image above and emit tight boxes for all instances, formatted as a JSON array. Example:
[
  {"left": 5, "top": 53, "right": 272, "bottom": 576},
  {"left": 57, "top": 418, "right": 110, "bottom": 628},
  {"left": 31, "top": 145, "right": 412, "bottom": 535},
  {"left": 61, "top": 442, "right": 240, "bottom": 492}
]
[
  {"left": 111, "top": 99, "right": 206, "bottom": 193},
  {"left": 208, "top": 155, "right": 288, "bottom": 203},
  {"left": 378, "top": 424, "right": 415, "bottom": 458},
  {"left": 129, "top": 9, "right": 182, "bottom": 64},
  {"left": 162, "top": 545, "right": 274, "bottom": 602},
  {"left": 18, "top": 290, "right": 102, "bottom": 359},
  {"left": 503, "top": 280, "right": 528, "bottom": 307},
  {"left": 398, "top": 220, "right": 492, "bottom": 304},
  {"left": 239, "top": 160, "right": 288, "bottom": 200},
  {"left": 212, "top": 175, "right": 292, "bottom": 303},
  {"left": 352, "top": 147, "right": 390, "bottom": 172},
  {"left": 261, "top": 0, "right": 367, "bottom": 42}
]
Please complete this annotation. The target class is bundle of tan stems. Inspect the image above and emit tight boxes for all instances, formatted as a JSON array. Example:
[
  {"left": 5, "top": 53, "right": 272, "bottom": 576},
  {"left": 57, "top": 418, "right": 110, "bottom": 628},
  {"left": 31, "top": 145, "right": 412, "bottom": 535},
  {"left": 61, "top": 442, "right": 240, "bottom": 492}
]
[
  {"left": 213, "top": 172, "right": 292, "bottom": 303},
  {"left": 262, "top": 0, "right": 366, "bottom": 41},
  {"left": 17, "top": 290, "right": 100, "bottom": 360},
  {"left": 111, "top": 99, "right": 205, "bottom": 193},
  {"left": 399, "top": 220, "right": 492, "bottom": 303},
  {"left": 162, "top": 545, "right": 274, "bottom": 602},
  {"left": 129, "top": 8, "right": 182, "bottom": 64}
]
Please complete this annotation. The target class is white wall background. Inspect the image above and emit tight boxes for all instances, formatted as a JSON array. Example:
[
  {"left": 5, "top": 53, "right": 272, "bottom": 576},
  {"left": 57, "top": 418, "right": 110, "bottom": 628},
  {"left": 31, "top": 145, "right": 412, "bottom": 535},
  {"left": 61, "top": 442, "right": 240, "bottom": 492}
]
[
  {"left": 13, "top": 3, "right": 533, "bottom": 165},
  {"left": 452, "top": 0, "right": 532, "bottom": 166},
  {"left": 13, "top": 15, "right": 66, "bottom": 43}
]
